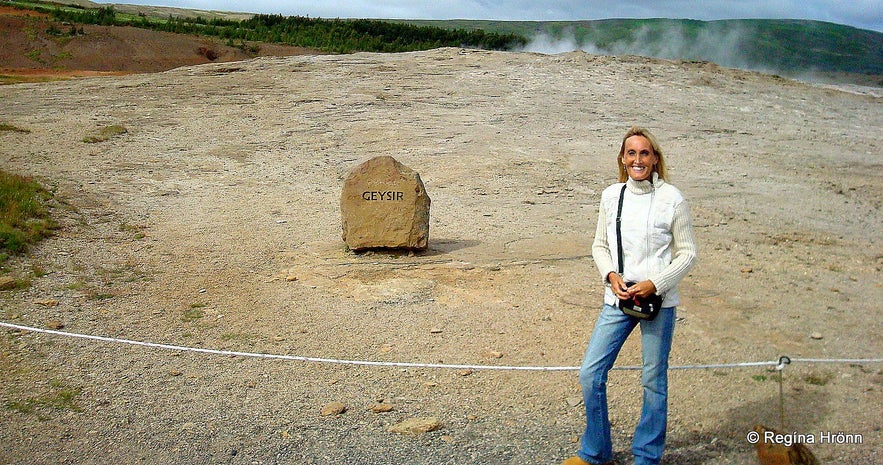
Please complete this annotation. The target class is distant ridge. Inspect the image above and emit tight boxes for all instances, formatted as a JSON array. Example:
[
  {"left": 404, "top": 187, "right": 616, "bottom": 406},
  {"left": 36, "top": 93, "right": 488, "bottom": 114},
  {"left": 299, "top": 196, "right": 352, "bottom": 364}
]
[
  {"left": 400, "top": 18, "right": 883, "bottom": 79},
  {"left": 16, "top": 1, "right": 883, "bottom": 85}
]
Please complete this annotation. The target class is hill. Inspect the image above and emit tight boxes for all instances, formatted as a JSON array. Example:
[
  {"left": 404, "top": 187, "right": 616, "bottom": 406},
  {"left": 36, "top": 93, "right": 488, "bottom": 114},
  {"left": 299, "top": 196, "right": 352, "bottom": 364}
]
[
  {"left": 0, "top": 3, "right": 317, "bottom": 83},
  {"left": 2, "top": 1, "right": 881, "bottom": 87},
  {"left": 401, "top": 18, "right": 883, "bottom": 84}
]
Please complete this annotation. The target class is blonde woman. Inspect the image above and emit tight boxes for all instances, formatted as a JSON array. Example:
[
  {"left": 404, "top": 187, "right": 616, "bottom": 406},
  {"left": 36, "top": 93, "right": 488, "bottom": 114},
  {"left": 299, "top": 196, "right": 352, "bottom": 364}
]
[{"left": 564, "top": 127, "right": 697, "bottom": 465}]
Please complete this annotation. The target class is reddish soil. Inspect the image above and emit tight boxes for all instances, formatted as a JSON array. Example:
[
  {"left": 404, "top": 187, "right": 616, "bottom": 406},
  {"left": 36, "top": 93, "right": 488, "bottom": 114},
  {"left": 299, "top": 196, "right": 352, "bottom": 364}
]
[{"left": 0, "top": 6, "right": 319, "bottom": 82}]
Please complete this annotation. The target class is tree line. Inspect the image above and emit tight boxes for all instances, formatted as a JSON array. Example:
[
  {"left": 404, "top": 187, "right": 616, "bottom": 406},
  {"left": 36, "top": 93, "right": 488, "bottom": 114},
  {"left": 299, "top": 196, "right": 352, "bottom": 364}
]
[{"left": 43, "top": 6, "right": 528, "bottom": 53}]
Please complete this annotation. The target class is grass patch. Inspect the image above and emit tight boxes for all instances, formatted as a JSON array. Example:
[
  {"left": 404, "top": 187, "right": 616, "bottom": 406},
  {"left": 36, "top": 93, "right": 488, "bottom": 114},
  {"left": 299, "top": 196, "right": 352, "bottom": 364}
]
[
  {"left": 0, "top": 123, "right": 30, "bottom": 133},
  {"left": 182, "top": 306, "right": 205, "bottom": 322},
  {"left": 0, "top": 170, "right": 57, "bottom": 262},
  {"left": 0, "top": 74, "right": 67, "bottom": 85},
  {"left": 82, "top": 124, "right": 127, "bottom": 143},
  {"left": 64, "top": 280, "right": 86, "bottom": 291},
  {"left": 5, "top": 381, "right": 83, "bottom": 419},
  {"left": 804, "top": 371, "right": 834, "bottom": 386},
  {"left": 30, "top": 263, "right": 48, "bottom": 277},
  {"left": 119, "top": 222, "right": 146, "bottom": 240},
  {"left": 88, "top": 292, "right": 114, "bottom": 301},
  {"left": 0, "top": 276, "right": 32, "bottom": 290}
]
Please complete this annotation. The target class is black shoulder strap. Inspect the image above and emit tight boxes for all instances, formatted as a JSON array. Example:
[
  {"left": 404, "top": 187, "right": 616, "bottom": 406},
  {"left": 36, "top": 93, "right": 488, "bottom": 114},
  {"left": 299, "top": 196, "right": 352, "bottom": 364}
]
[{"left": 615, "top": 184, "right": 627, "bottom": 275}]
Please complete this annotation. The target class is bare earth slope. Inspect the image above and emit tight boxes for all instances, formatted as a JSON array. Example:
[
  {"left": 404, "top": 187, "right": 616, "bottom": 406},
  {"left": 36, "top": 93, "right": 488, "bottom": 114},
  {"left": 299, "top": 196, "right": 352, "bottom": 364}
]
[
  {"left": 1, "top": 48, "right": 881, "bottom": 464},
  {"left": 0, "top": 5, "right": 315, "bottom": 81}
]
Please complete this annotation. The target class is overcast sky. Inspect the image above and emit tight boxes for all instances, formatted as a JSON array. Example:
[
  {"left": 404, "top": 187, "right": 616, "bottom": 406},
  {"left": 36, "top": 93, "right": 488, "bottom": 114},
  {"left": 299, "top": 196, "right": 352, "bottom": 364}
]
[{"left": 92, "top": 1, "right": 883, "bottom": 32}]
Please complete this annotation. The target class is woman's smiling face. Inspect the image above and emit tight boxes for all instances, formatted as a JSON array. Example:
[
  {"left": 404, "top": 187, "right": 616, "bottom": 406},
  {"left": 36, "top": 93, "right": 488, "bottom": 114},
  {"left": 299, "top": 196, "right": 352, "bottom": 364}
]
[{"left": 622, "top": 135, "right": 658, "bottom": 182}]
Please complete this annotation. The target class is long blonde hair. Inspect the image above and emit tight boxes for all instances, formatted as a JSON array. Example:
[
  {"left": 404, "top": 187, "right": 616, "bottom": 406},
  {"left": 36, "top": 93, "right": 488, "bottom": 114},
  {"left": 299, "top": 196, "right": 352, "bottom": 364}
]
[{"left": 616, "top": 126, "right": 668, "bottom": 183}]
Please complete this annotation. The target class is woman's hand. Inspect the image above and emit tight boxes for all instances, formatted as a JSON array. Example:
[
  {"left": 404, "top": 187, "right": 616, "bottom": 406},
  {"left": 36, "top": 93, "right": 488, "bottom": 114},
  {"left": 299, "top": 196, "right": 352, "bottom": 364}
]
[
  {"left": 607, "top": 272, "right": 631, "bottom": 300},
  {"left": 607, "top": 273, "right": 657, "bottom": 299},
  {"left": 626, "top": 280, "right": 657, "bottom": 299}
]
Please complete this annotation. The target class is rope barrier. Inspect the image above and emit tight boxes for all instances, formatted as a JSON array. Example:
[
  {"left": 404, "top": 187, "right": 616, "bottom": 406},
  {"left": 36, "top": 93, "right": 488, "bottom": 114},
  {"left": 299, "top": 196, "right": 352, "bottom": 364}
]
[{"left": 2, "top": 321, "right": 882, "bottom": 372}]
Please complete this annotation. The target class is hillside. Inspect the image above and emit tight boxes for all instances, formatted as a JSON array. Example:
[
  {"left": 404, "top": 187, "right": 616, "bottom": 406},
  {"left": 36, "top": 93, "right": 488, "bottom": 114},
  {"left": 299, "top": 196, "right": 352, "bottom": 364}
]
[
  {"left": 0, "top": 3, "right": 317, "bottom": 83},
  {"left": 403, "top": 18, "right": 883, "bottom": 84},
  {"left": 2, "top": 1, "right": 881, "bottom": 87}
]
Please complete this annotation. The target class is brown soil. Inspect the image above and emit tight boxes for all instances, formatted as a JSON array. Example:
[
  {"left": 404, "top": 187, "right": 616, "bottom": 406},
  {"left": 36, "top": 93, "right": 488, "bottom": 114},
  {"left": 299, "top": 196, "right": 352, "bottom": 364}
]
[
  {"left": 0, "top": 11, "right": 881, "bottom": 465},
  {"left": 0, "top": 6, "right": 317, "bottom": 83}
]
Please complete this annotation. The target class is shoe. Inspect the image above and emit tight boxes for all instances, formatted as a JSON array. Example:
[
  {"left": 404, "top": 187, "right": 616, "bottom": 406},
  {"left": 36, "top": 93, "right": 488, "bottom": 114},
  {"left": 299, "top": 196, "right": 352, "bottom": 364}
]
[
  {"left": 561, "top": 457, "right": 615, "bottom": 465},
  {"left": 561, "top": 458, "right": 589, "bottom": 465}
]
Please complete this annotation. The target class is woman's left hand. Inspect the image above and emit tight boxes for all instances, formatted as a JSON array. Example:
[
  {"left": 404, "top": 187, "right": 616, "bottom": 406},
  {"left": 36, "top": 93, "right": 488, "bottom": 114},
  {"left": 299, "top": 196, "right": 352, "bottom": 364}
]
[{"left": 626, "top": 280, "right": 657, "bottom": 299}]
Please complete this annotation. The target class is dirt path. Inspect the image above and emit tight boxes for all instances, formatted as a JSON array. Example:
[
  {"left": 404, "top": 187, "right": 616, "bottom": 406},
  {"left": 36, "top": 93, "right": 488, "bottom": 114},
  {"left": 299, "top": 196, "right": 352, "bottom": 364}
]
[{"left": 1, "top": 48, "right": 881, "bottom": 464}]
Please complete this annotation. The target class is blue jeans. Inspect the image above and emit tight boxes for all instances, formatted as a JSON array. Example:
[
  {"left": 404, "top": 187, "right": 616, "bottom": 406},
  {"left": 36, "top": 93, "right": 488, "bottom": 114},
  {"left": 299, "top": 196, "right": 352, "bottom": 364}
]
[{"left": 577, "top": 304, "right": 676, "bottom": 465}]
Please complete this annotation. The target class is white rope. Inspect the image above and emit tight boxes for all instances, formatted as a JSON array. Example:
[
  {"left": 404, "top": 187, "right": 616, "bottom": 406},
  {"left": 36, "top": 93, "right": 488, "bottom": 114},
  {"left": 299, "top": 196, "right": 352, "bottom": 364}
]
[
  {"left": 790, "top": 357, "right": 883, "bottom": 364},
  {"left": 2, "top": 321, "right": 881, "bottom": 372}
]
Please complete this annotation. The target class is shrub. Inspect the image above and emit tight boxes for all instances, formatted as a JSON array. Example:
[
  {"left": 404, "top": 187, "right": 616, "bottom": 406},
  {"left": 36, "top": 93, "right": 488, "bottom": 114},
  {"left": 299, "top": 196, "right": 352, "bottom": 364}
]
[
  {"left": 0, "top": 170, "right": 56, "bottom": 261},
  {"left": 197, "top": 46, "right": 219, "bottom": 60}
]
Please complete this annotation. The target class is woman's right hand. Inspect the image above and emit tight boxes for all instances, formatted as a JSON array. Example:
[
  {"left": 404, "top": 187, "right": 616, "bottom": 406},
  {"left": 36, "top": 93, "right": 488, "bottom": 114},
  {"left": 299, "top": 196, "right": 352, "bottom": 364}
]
[{"left": 607, "top": 272, "right": 631, "bottom": 300}]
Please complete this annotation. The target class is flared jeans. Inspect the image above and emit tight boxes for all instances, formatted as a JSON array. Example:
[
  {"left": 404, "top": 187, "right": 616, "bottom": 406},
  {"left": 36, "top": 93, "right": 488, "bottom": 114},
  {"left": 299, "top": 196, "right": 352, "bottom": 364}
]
[{"left": 577, "top": 304, "right": 676, "bottom": 465}]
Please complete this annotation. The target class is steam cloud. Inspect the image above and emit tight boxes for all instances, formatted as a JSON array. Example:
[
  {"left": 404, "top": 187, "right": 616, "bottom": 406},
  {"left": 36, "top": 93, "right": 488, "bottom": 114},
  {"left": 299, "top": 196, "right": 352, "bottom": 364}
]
[{"left": 521, "top": 23, "right": 759, "bottom": 72}]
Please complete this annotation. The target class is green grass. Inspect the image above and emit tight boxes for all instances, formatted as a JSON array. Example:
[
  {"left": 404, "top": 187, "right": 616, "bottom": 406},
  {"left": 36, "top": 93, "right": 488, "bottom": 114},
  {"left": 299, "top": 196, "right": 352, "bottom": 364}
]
[
  {"left": 88, "top": 292, "right": 114, "bottom": 301},
  {"left": 0, "top": 74, "right": 63, "bottom": 85},
  {"left": 82, "top": 124, "right": 127, "bottom": 143},
  {"left": 5, "top": 380, "right": 83, "bottom": 419},
  {"left": 64, "top": 280, "right": 86, "bottom": 291},
  {"left": 182, "top": 305, "right": 205, "bottom": 322},
  {"left": 0, "top": 123, "right": 30, "bottom": 133},
  {"left": 0, "top": 170, "right": 56, "bottom": 262}
]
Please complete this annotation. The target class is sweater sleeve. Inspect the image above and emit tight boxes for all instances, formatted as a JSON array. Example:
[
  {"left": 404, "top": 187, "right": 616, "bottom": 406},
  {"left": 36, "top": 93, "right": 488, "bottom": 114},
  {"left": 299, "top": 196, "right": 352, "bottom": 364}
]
[
  {"left": 649, "top": 199, "right": 697, "bottom": 295},
  {"left": 591, "top": 199, "right": 617, "bottom": 283}
]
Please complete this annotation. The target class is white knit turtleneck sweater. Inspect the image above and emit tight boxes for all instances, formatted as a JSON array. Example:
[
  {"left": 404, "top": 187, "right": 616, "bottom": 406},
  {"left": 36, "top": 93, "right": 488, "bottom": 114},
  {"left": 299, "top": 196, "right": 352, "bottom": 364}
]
[{"left": 591, "top": 172, "right": 698, "bottom": 308}]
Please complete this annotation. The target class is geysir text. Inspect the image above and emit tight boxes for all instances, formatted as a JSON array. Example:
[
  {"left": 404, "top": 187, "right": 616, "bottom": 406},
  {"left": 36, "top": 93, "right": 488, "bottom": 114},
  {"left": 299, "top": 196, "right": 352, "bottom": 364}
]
[{"left": 362, "top": 191, "right": 404, "bottom": 201}]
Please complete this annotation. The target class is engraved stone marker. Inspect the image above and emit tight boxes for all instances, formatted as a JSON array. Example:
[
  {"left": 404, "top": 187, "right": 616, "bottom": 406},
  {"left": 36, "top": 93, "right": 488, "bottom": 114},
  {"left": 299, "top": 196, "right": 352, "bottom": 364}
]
[{"left": 340, "top": 156, "right": 431, "bottom": 251}]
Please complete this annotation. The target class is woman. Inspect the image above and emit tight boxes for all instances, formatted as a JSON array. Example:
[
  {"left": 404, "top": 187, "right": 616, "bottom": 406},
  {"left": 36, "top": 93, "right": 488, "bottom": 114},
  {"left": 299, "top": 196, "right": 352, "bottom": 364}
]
[{"left": 563, "top": 127, "right": 697, "bottom": 465}]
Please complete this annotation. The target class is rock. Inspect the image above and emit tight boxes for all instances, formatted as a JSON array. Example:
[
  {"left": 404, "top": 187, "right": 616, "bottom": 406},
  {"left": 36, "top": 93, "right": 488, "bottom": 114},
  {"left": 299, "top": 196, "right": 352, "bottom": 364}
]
[
  {"left": 387, "top": 417, "right": 442, "bottom": 435},
  {"left": 0, "top": 276, "right": 16, "bottom": 291},
  {"left": 340, "top": 156, "right": 431, "bottom": 251},
  {"left": 320, "top": 401, "right": 347, "bottom": 416},
  {"left": 46, "top": 320, "right": 64, "bottom": 330},
  {"left": 369, "top": 403, "right": 394, "bottom": 413},
  {"left": 810, "top": 332, "right": 823, "bottom": 340}
]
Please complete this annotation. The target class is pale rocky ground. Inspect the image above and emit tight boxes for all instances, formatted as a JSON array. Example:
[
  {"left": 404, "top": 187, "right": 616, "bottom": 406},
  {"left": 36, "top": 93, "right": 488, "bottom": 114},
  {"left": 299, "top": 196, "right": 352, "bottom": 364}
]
[{"left": 0, "top": 48, "right": 881, "bottom": 464}]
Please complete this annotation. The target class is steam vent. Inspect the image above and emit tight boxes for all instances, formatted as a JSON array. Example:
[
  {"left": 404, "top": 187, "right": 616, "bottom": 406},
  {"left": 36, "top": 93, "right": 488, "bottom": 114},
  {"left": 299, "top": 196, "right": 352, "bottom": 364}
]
[{"left": 340, "top": 156, "right": 431, "bottom": 251}]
